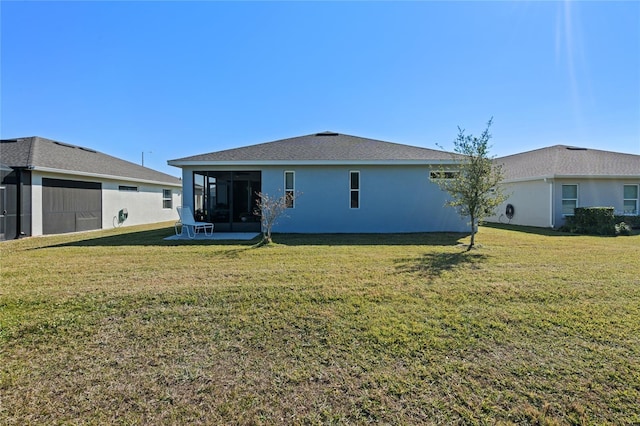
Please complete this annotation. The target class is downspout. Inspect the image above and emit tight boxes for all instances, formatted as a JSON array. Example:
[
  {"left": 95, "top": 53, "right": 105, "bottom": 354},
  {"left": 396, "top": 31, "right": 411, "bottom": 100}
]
[
  {"left": 546, "top": 178, "right": 554, "bottom": 228},
  {"left": 14, "top": 167, "right": 23, "bottom": 239}
]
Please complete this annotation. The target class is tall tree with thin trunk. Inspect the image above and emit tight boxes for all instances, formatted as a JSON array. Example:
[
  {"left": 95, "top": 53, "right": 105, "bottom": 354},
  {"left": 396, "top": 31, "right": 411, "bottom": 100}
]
[{"left": 437, "top": 118, "right": 506, "bottom": 250}]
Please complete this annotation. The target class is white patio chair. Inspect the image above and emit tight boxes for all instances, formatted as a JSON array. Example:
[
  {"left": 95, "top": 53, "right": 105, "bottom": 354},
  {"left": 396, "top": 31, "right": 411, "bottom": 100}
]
[{"left": 175, "top": 206, "right": 214, "bottom": 239}]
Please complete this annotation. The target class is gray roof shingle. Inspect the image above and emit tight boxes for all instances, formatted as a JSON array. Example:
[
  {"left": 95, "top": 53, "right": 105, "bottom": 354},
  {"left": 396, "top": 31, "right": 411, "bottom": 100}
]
[
  {"left": 1, "top": 137, "right": 181, "bottom": 185},
  {"left": 169, "top": 132, "right": 461, "bottom": 164},
  {"left": 496, "top": 145, "right": 640, "bottom": 180}
]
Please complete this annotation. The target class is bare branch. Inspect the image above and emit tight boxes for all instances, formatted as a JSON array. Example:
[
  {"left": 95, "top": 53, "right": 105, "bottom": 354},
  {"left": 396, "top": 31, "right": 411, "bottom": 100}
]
[{"left": 254, "top": 191, "right": 300, "bottom": 244}]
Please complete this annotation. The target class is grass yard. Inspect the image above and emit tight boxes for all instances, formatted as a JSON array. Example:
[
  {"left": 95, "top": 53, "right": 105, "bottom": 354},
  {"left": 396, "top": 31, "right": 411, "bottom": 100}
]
[{"left": 1, "top": 223, "right": 639, "bottom": 425}]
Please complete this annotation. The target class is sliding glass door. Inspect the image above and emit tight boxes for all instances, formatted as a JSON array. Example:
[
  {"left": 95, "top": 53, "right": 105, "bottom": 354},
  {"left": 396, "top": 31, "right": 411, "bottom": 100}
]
[{"left": 193, "top": 171, "right": 261, "bottom": 232}]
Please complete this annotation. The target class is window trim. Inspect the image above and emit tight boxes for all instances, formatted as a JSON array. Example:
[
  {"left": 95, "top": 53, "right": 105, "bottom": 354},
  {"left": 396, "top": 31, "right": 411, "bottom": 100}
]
[
  {"left": 284, "top": 171, "right": 295, "bottom": 209},
  {"left": 162, "top": 189, "right": 173, "bottom": 209},
  {"left": 561, "top": 184, "right": 578, "bottom": 216},
  {"left": 623, "top": 184, "right": 639, "bottom": 215},
  {"left": 350, "top": 170, "right": 360, "bottom": 209}
]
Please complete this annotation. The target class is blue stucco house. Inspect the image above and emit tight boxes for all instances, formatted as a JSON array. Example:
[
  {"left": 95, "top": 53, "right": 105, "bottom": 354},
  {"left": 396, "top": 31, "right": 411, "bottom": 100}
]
[{"left": 168, "top": 131, "right": 468, "bottom": 233}]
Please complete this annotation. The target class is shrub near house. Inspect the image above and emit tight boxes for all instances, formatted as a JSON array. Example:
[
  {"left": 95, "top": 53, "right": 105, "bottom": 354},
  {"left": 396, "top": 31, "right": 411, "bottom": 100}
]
[{"left": 561, "top": 207, "right": 633, "bottom": 236}]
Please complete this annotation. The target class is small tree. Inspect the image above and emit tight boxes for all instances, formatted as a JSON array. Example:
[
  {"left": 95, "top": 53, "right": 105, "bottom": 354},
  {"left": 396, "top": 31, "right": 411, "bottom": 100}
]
[
  {"left": 437, "top": 118, "right": 506, "bottom": 250},
  {"left": 254, "top": 191, "right": 297, "bottom": 244}
]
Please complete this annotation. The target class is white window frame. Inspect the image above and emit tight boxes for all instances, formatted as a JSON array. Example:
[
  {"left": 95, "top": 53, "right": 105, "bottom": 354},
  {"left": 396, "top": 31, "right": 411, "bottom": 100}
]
[
  {"left": 284, "top": 171, "right": 295, "bottom": 209},
  {"left": 350, "top": 171, "right": 360, "bottom": 209},
  {"left": 561, "top": 184, "right": 578, "bottom": 216},
  {"left": 623, "top": 184, "right": 639, "bottom": 215},
  {"left": 162, "top": 189, "right": 172, "bottom": 209}
]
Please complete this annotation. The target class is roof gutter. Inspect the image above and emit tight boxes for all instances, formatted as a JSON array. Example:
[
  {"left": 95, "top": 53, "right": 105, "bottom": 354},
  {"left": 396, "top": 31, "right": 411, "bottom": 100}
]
[
  {"left": 501, "top": 174, "right": 640, "bottom": 184},
  {"left": 29, "top": 166, "right": 182, "bottom": 187}
]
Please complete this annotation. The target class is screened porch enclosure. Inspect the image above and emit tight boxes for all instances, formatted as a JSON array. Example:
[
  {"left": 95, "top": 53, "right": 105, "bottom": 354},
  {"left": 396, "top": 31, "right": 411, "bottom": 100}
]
[{"left": 193, "top": 171, "right": 261, "bottom": 232}]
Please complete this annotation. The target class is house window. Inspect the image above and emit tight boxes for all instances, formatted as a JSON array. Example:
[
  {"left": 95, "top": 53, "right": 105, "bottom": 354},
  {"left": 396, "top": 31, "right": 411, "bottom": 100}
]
[
  {"left": 119, "top": 185, "right": 138, "bottom": 192},
  {"left": 163, "top": 189, "right": 172, "bottom": 209},
  {"left": 350, "top": 171, "right": 360, "bottom": 209},
  {"left": 430, "top": 170, "right": 459, "bottom": 180},
  {"left": 284, "top": 171, "right": 295, "bottom": 208},
  {"left": 623, "top": 185, "right": 639, "bottom": 215},
  {"left": 562, "top": 184, "right": 578, "bottom": 216}
]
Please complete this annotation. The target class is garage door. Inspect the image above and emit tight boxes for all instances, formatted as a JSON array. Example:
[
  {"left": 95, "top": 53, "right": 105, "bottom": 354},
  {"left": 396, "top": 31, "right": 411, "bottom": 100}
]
[{"left": 42, "top": 178, "right": 102, "bottom": 234}]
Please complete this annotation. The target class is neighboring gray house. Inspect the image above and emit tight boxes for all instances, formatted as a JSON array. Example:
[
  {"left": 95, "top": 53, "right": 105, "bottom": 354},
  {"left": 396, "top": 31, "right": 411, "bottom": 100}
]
[
  {"left": 486, "top": 145, "right": 640, "bottom": 228},
  {"left": 168, "top": 131, "right": 469, "bottom": 233},
  {"left": 0, "top": 137, "right": 182, "bottom": 240}
]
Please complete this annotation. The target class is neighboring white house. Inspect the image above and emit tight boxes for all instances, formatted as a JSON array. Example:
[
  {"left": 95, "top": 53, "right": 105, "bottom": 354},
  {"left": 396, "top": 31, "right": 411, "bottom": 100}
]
[
  {"left": 486, "top": 145, "right": 640, "bottom": 228},
  {"left": 168, "top": 131, "right": 469, "bottom": 234},
  {"left": 0, "top": 137, "right": 182, "bottom": 240}
]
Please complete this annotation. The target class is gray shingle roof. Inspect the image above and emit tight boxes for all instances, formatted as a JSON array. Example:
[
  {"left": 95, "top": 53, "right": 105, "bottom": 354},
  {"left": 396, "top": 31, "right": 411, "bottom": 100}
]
[
  {"left": 1, "top": 137, "right": 181, "bottom": 186},
  {"left": 496, "top": 145, "right": 640, "bottom": 181},
  {"left": 169, "top": 132, "right": 461, "bottom": 164}
]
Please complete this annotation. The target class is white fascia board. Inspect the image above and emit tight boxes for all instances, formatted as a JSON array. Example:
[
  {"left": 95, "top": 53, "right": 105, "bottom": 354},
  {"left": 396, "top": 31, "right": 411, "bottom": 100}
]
[
  {"left": 167, "top": 159, "right": 462, "bottom": 167},
  {"left": 501, "top": 175, "right": 554, "bottom": 184},
  {"left": 552, "top": 174, "right": 640, "bottom": 180},
  {"left": 31, "top": 166, "right": 182, "bottom": 187},
  {"left": 502, "top": 174, "right": 640, "bottom": 184}
]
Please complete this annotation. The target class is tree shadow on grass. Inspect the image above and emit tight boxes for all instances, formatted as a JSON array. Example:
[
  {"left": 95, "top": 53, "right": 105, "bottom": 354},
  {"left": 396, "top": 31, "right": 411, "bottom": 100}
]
[
  {"left": 30, "top": 225, "right": 470, "bottom": 249},
  {"left": 272, "top": 232, "right": 471, "bottom": 247},
  {"left": 482, "top": 222, "right": 578, "bottom": 237},
  {"left": 35, "top": 227, "right": 261, "bottom": 249},
  {"left": 484, "top": 222, "right": 640, "bottom": 237},
  {"left": 395, "top": 249, "right": 488, "bottom": 278}
]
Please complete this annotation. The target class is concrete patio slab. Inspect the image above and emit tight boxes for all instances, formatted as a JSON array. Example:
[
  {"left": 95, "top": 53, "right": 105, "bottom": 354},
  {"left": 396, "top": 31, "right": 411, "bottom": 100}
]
[{"left": 164, "top": 232, "right": 260, "bottom": 241}]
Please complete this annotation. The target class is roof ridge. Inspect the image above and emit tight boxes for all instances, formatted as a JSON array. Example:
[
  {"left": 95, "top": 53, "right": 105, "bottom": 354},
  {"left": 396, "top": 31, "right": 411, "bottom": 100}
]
[
  {"left": 499, "top": 144, "right": 640, "bottom": 160},
  {"left": 169, "top": 132, "right": 462, "bottom": 163},
  {"left": 496, "top": 145, "right": 562, "bottom": 159},
  {"left": 26, "top": 137, "right": 37, "bottom": 167},
  {"left": 314, "top": 131, "right": 456, "bottom": 155}
]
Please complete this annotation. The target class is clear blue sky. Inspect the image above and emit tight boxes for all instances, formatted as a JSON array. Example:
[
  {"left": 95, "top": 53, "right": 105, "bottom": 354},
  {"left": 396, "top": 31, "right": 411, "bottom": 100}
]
[{"left": 2, "top": 1, "right": 639, "bottom": 177}]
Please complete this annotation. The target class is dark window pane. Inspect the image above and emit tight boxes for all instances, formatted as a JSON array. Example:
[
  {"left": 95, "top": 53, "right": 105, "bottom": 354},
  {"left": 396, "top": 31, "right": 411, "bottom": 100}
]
[
  {"left": 285, "top": 172, "right": 294, "bottom": 190},
  {"left": 350, "top": 172, "right": 359, "bottom": 190},
  {"left": 350, "top": 190, "right": 359, "bottom": 209}
]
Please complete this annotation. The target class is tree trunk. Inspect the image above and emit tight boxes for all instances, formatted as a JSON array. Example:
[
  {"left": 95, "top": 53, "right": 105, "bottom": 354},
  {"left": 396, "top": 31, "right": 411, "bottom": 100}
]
[{"left": 468, "top": 216, "right": 476, "bottom": 251}]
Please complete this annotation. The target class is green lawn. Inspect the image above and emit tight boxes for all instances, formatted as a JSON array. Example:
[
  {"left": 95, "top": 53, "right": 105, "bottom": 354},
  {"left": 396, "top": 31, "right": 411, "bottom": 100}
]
[{"left": 1, "top": 223, "right": 639, "bottom": 425}]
